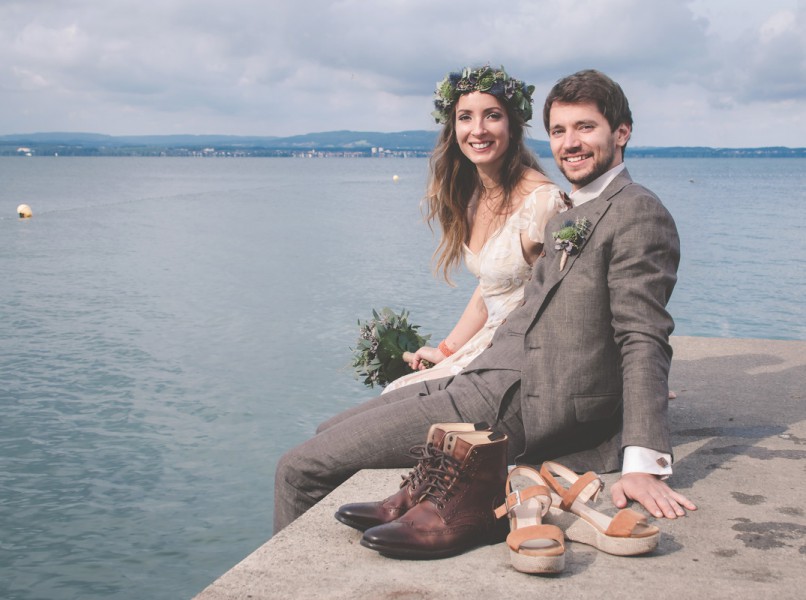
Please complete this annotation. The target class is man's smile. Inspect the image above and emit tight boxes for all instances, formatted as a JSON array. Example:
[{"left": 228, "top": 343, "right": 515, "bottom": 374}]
[{"left": 563, "top": 154, "right": 591, "bottom": 163}]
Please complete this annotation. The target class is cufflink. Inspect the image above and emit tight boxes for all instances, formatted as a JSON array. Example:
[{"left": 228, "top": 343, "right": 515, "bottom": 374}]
[{"left": 656, "top": 457, "right": 669, "bottom": 468}]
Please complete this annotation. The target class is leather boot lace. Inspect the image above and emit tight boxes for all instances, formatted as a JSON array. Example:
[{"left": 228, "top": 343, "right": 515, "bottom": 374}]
[
  {"left": 399, "top": 443, "right": 438, "bottom": 490},
  {"left": 419, "top": 450, "right": 462, "bottom": 509}
]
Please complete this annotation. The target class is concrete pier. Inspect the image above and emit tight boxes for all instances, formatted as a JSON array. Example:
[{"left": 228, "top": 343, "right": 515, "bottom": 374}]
[{"left": 195, "top": 336, "right": 806, "bottom": 599}]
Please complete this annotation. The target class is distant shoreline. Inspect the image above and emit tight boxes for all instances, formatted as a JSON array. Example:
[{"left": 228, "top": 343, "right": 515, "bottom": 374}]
[
  {"left": 2, "top": 130, "right": 804, "bottom": 158},
  {"left": 2, "top": 150, "right": 804, "bottom": 158}
]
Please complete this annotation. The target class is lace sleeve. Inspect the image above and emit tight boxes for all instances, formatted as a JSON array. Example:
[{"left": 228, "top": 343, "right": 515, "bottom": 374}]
[{"left": 512, "top": 184, "right": 569, "bottom": 244}]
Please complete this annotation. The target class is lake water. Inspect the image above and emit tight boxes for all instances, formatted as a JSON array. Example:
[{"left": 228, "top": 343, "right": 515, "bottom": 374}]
[{"left": 1, "top": 156, "right": 804, "bottom": 599}]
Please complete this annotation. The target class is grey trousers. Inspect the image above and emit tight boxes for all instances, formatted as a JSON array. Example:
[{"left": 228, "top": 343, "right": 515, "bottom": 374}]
[{"left": 273, "top": 370, "right": 525, "bottom": 533}]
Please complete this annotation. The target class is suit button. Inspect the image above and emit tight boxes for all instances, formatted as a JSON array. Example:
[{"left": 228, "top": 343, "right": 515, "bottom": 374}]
[
  {"left": 501, "top": 318, "right": 507, "bottom": 325},
  {"left": 520, "top": 300, "right": 526, "bottom": 306}
]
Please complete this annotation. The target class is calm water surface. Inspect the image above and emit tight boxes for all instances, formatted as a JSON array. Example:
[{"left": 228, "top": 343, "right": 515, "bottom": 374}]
[{"left": 1, "top": 156, "right": 804, "bottom": 599}]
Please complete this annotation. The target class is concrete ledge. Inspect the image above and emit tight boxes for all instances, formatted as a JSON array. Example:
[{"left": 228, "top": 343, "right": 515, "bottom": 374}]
[{"left": 195, "top": 337, "right": 806, "bottom": 599}]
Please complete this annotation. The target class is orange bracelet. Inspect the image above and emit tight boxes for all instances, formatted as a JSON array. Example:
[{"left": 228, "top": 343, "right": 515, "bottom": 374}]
[{"left": 438, "top": 340, "right": 455, "bottom": 357}]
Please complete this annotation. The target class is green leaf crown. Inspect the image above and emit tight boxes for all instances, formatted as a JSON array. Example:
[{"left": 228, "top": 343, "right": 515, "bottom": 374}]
[{"left": 432, "top": 65, "right": 535, "bottom": 125}]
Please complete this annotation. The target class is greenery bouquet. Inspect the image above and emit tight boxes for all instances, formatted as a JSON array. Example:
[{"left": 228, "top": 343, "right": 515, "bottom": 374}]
[{"left": 352, "top": 307, "right": 431, "bottom": 388}]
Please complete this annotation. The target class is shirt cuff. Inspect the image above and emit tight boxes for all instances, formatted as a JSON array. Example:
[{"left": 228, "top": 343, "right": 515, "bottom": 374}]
[{"left": 622, "top": 446, "right": 673, "bottom": 479}]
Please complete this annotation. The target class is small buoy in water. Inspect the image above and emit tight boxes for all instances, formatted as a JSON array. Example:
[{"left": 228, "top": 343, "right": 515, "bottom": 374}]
[
  {"left": 17, "top": 204, "right": 32, "bottom": 218},
  {"left": 392, "top": 175, "right": 399, "bottom": 182}
]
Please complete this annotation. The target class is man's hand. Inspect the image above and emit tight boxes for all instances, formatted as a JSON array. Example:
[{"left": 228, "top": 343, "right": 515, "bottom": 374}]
[{"left": 611, "top": 472, "right": 697, "bottom": 519}]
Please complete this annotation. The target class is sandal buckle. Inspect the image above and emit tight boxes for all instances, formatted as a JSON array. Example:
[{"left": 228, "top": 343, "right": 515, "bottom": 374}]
[{"left": 505, "top": 490, "right": 522, "bottom": 512}]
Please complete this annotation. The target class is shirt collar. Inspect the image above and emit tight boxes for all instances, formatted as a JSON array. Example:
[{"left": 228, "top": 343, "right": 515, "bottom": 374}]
[{"left": 569, "top": 162, "right": 626, "bottom": 206}]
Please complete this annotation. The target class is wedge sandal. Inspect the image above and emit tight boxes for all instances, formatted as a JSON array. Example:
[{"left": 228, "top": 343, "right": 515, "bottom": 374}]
[
  {"left": 540, "top": 461, "right": 660, "bottom": 556},
  {"left": 494, "top": 466, "right": 565, "bottom": 574}
]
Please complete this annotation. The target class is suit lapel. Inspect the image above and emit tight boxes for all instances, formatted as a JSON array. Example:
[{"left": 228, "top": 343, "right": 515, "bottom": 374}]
[{"left": 527, "top": 170, "right": 633, "bottom": 311}]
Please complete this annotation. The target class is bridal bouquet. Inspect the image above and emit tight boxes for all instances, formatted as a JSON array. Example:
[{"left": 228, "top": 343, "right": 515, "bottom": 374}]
[{"left": 352, "top": 307, "right": 431, "bottom": 388}]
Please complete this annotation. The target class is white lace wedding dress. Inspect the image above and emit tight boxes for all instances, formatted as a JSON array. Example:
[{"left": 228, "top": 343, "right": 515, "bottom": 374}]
[{"left": 383, "top": 183, "right": 568, "bottom": 394}]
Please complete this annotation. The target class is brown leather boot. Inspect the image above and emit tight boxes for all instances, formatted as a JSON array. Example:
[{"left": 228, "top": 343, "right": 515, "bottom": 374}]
[
  {"left": 334, "top": 422, "right": 491, "bottom": 532},
  {"left": 360, "top": 429, "right": 508, "bottom": 559}
]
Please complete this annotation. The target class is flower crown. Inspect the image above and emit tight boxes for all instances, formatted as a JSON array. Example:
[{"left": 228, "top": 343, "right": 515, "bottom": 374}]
[{"left": 432, "top": 65, "right": 535, "bottom": 125}]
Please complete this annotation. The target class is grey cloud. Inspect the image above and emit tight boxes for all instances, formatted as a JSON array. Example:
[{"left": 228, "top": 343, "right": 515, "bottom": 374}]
[
  {"left": 685, "top": 1, "right": 806, "bottom": 105},
  {"left": 735, "top": 10, "right": 806, "bottom": 102},
  {"left": 0, "top": 0, "right": 803, "bottom": 145}
]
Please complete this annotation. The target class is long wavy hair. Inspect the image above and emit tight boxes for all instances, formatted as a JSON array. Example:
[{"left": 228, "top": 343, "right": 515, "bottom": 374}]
[{"left": 425, "top": 100, "right": 544, "bottom": 283}]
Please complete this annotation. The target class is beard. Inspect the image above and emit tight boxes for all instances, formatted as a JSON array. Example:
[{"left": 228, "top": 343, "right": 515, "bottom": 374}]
[{"left": 558, "top": 145, "right": 618, "bottom": 189}]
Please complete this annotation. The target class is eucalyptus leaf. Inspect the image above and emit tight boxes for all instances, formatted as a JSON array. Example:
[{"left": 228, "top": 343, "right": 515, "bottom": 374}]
[{"left": 350, "top": 307, "right": 432, "bottom": 388}]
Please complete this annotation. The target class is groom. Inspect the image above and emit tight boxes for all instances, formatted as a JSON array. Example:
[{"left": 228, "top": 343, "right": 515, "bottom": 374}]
[{"left": 274, "top": 69, "right": 696, "bottom": 533}]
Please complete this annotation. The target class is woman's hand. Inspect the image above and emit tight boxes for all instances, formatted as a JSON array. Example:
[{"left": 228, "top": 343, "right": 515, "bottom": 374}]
[
  {"left": 405, "top": 346, "right": 448, "bottom": 371},
  {"left": 402, "top": 284, "right": 485, "bottom": 372}
]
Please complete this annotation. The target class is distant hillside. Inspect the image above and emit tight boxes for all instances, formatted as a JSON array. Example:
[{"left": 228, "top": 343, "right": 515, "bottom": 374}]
[
  {"left": 0, "top": 131, "right": 436, "bottom": 156},
  {"left": 268, "top": 130, "right": 437, "bottom": 150},
  {"left": 624, "top": 146, "right": 805, "bottom": 158},
  {"left": 0, "top": 131, "right": 803, "bottom": 158}
]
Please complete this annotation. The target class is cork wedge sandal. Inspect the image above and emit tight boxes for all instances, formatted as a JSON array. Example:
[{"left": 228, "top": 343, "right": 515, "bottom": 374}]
[
  {"left": 494, "top": 466, "right": 565, "bottom": 574},
  {"left": 540, "top": 461, "right": 660, "bottom": 556}
]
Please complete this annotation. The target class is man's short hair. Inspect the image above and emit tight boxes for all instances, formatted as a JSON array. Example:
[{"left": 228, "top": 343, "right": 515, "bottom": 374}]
[{"left": 542, "top": 69, "right": 633, "bottom": 133}]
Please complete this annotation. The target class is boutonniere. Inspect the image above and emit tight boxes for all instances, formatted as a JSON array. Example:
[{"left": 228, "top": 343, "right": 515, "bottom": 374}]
[{"left": 552, "top": 217, "right": 591, "bottom": 271}]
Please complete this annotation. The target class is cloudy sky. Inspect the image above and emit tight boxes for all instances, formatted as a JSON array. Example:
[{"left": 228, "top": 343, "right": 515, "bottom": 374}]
[{"left": 1, "top": 0, "right": 804, "bottom": 147}]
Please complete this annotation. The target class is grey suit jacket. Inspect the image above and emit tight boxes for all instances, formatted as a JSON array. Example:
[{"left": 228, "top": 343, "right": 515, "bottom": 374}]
[{"left": 465, "top": 169, "right": 680, "bottom": 473}]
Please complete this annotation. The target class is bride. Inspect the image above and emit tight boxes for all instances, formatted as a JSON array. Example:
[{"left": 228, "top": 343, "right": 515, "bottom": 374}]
[{"left": 384, "top": 66, "right": 569, "bottom": 393}]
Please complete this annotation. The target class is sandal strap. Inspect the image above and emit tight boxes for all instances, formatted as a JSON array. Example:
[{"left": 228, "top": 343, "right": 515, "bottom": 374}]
[
  {"left": 561, "top": 472, "right": 603, "bottom": 510},
  {"left": 506, "top": 524, "right": 565, "bottom": 552},
  {"left": 605, "top": 509, "right": 648, "bottom": 537},
  {"left": 494, "top": 485, "right": 551, "bottom": 519},
  {"left": 540, "top": 462, "right": 604, "bottom": 511}
]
